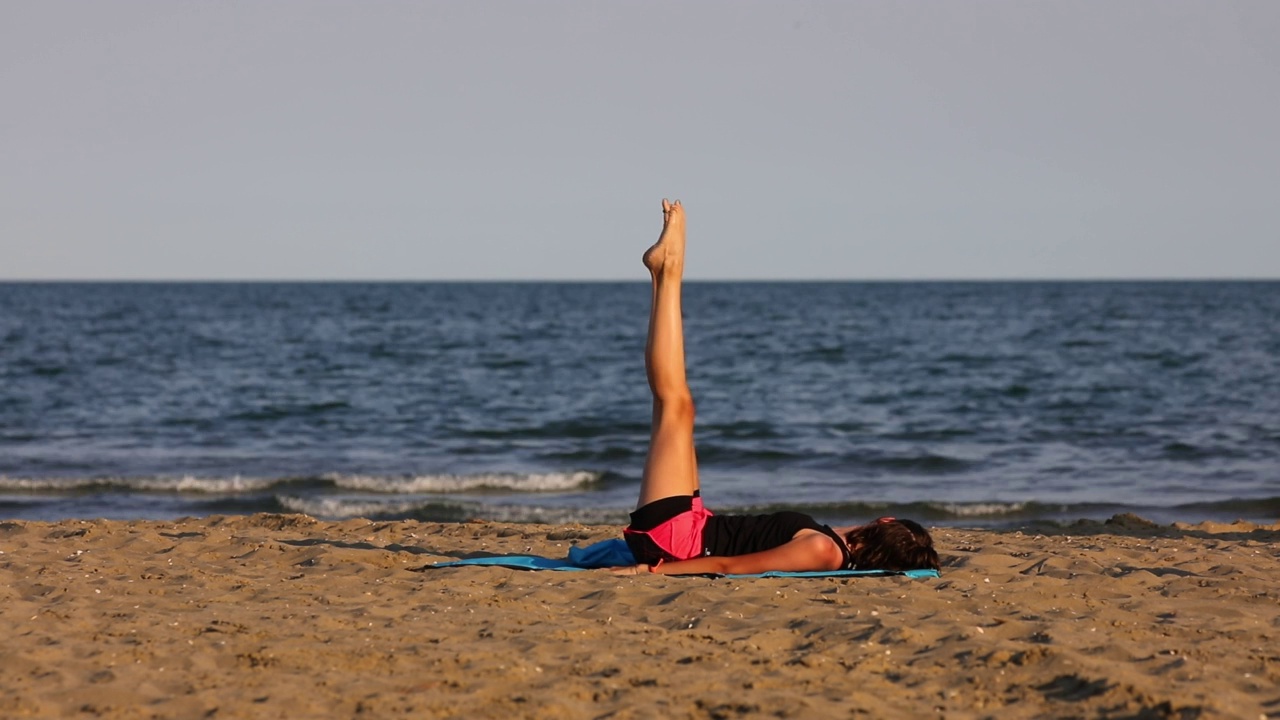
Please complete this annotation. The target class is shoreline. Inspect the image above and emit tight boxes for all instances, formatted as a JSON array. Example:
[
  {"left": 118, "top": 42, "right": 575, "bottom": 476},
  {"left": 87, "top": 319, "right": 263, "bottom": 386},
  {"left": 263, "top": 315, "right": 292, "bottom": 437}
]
[{"left": 2, "top": 514, "right": 1277, "bottom": 718}]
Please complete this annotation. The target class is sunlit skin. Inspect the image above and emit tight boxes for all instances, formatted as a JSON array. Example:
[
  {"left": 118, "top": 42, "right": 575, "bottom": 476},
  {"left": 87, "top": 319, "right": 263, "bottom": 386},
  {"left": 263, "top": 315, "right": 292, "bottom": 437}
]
[{"left": 612, "top": 200, "right": 870, "bottom": 577}]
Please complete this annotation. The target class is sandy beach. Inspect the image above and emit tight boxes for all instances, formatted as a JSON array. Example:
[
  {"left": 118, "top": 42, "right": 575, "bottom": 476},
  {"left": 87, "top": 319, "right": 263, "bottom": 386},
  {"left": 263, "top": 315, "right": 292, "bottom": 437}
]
[{"left": 1, "top": 513, "right": 1277, "bottom": 719}]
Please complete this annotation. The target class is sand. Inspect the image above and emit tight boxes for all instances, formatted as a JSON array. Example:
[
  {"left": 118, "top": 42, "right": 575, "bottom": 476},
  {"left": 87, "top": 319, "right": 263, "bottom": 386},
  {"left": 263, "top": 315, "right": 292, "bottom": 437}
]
[{"left": 1, "top": 513, "right": 1278, "bottom": 719}]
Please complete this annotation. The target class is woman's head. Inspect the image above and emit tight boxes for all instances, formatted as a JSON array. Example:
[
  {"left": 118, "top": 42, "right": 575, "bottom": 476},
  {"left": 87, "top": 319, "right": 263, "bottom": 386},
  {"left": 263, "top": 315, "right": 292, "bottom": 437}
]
[{"left": 844, "top": 517, "right": 939, "bottom": 572}]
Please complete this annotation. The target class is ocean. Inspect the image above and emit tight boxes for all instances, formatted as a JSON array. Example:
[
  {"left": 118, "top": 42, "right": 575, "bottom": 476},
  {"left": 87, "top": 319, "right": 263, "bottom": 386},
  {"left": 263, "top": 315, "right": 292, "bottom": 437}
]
[{"left": 1, "top": 281, "right": 1277, "bottom": 527}]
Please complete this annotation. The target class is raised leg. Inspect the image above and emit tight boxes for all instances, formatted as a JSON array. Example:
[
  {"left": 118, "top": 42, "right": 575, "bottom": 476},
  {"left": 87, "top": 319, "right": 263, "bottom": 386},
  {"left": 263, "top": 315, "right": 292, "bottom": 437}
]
[{"left": 636, "top": 199, "right": 700, "bottom": 509}]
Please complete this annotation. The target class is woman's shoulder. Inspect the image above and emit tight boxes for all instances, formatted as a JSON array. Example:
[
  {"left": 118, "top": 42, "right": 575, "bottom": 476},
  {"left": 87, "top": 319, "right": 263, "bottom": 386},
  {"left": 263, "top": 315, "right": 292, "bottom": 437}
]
[{"left": 789, "top": 528, "right": 849, "bottom": 571}]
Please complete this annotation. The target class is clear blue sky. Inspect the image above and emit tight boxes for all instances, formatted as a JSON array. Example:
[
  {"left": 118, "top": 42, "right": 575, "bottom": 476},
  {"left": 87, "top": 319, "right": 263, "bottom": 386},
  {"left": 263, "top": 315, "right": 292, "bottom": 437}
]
[{"left": 2, "top": 1, "right": 1277, "bottom": 280}]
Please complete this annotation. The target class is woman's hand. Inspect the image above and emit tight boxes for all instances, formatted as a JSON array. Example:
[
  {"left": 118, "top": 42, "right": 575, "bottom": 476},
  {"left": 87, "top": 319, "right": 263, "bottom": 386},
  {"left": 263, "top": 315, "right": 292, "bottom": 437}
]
[{"left": 608, "top": 564, "right": 650, "bottom": 575}]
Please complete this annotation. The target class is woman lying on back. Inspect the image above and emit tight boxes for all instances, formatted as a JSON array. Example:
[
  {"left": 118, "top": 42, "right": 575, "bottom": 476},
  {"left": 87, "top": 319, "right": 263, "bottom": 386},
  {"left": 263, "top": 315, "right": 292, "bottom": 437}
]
[{"left": 612, "top": 200, "right": 939, "bottom": 576}]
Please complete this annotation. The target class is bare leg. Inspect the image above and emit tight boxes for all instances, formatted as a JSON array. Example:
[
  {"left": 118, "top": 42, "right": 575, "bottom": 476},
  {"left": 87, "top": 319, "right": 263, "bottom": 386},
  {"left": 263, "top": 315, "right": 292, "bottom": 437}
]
[{"left": 636, "top": 199, "right": 699, "bottom": 509}]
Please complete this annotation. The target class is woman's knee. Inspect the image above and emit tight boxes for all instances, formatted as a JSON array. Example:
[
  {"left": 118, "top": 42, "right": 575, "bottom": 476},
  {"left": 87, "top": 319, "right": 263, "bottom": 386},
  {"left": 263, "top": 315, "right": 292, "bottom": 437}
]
[{"left": 657, "top": 393, "right": 695, "bottom": 425}]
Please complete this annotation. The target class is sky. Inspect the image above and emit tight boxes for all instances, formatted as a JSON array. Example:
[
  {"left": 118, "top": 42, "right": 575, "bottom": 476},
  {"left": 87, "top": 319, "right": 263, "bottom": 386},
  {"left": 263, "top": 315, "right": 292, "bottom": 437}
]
[{"left": 2, "top": 1, "right": 1278, "bottom": 280}]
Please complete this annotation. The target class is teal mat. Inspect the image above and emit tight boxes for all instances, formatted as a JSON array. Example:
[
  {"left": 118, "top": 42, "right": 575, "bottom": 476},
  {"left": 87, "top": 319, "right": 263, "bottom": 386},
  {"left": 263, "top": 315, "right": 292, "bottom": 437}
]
[{"left": 422, "top": 539, "right": 940, "bottom": 579}]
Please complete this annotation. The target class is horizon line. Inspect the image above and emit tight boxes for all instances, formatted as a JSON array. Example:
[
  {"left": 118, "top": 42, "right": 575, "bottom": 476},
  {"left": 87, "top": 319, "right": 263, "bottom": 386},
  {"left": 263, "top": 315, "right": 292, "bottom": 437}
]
[{"left": 2, "top": 276, "right": 1279, "bottom": 284}]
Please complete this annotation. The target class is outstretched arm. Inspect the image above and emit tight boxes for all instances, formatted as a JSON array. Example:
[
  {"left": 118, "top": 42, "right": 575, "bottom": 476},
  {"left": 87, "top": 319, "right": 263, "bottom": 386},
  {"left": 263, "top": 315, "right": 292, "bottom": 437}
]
[{"left": 611, "top": 531, "right": 844, "bottom": 576}]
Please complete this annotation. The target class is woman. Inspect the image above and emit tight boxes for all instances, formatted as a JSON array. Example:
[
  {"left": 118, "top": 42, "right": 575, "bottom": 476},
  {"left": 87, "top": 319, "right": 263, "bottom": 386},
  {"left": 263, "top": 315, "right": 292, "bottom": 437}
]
[{"left": 612, "top": 200, "right": 939, "bottom": 576}]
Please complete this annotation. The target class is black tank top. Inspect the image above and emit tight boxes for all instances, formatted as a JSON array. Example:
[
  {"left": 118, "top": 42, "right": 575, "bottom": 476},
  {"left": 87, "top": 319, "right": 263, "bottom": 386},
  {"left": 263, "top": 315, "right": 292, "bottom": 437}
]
[{"left": 701, "top": 511, "right": 853, "bottom": 569}]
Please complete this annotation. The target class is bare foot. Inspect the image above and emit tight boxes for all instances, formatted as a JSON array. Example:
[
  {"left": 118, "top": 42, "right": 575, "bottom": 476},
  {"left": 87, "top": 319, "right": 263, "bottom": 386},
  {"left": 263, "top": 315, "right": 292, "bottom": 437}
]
[{"left": 642, "top": 199, "right": 685, "bottom": 276}]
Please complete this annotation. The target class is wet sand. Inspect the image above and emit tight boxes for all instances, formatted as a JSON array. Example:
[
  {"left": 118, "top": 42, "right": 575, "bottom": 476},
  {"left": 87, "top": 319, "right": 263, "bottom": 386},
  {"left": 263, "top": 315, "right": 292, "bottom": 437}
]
[{"left": 2, "top": 513, "right": 1277, "bottom": 719}]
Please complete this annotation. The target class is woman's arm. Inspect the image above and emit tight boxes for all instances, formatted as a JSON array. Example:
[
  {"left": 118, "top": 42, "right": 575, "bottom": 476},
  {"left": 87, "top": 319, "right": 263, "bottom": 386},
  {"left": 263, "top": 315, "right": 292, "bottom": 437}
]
[{"left": 612, "top": 531, "right": 844, "bottom": 576}]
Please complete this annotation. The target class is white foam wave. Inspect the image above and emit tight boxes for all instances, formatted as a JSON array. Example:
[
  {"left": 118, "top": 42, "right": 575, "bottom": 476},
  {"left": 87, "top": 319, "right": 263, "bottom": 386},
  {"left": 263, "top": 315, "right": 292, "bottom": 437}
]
[
  {"left": 0, "top": 475, "right": 277, "bottom": 493},
  {"left": 325, "top": 471, "right": 602, "bottom": 494},
  {"left": 930, "top": 501, "right": 1028, "bottom": 517},
  {"left": 274, "top": 494, "right": 629, "bottom": 524},
  {"left": 465, "top": 504, "right": 630, "bottom": 526},
  {"left": 276, "top": 495, "right": 442, "bottom": 519}
]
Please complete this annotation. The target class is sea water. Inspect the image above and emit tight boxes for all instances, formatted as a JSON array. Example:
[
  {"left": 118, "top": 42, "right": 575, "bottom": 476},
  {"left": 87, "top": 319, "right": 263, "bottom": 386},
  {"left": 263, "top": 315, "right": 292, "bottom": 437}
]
[{"left": 1, "top": 281, "right": 1277, "bottom": 527}]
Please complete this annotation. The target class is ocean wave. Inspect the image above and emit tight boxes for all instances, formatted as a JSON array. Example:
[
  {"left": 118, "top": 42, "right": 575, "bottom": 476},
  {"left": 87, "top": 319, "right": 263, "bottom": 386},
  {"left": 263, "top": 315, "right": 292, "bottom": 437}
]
[
  {"left": 879, "top": 427, "right": 979, "bottom": 442},
  {"left": 453, "top": 419, "right": 650, "bottom": 440},
  {"left": 700, "top": 420, "right": 784, "bottom": 440},
  {"left": 928, "top": 501, "right": 1030, "bottom": 517},
  {"left": 694, "top": 447, "right": 807, "bottom": 463},
  {"left": 0, "top": 471, "right": 605, "bottom": 496},
  {"left": 324, "top": 471, "right": 603, "bottom": 493},
  {"left": 861, "top": 453, "right": 977, "bottom": 473},
  {"left": 534, "top": 446, "right": 639, "bottom": 463},
  {"left": 275, "top": 495, "right": 631, "bottom": 524},
  {"left": 458, "top": 504, "right": 631, "bottom": 525},
  {"left": 1169, "top": 495, "right": 1280, "bottom": 517},
  {"left": 198, "top": 493, "right": 1280, "bottom": 526},
  {"left": 276, "top": 495, "right": 464, "bottom": 520},
  {"left": 706, "top": 499, "right": 1104, "bottom": 523},
  {"left": 228, "top": 401, "right": 352, "bottom": 422},
  {"left": 0, "top": 475, "right": 281, "bottom": 493},
  {"left": 263, "top": 497, "right": 1117, "bottom": 525},
  {"left": 1158, "top": 441, "right": 1251, "bottom": 461}
]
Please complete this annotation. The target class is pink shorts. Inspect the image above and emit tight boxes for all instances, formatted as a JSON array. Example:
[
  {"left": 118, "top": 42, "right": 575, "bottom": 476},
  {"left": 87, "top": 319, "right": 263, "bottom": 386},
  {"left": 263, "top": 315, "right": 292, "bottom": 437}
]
[{"left": 623, "top": 494, "right": 713, "bottom": 564}]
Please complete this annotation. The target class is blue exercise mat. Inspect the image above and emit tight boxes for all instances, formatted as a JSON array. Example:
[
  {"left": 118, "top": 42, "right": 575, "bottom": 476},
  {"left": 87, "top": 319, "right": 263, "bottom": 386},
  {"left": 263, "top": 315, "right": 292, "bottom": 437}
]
[
  {"left": 423, "top": 538, "right": 632, "bottom": 572},
  {"left": 423, "top": 538, "right": 940, "bottom": 579}
]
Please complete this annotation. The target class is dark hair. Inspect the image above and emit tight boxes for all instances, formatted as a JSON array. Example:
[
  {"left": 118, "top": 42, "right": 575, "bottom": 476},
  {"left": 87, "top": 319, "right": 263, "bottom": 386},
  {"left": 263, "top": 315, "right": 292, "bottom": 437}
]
[{"left": 845, "top": 518, "right": 939, "bottom": 572}]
